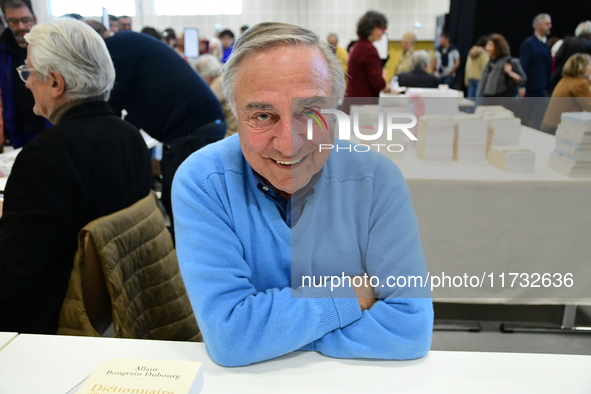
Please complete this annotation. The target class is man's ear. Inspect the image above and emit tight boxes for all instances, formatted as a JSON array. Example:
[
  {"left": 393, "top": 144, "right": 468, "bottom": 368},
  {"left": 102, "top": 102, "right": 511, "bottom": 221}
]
[{"left": 49, "top": 71, "right": 66, "bottom": 98}]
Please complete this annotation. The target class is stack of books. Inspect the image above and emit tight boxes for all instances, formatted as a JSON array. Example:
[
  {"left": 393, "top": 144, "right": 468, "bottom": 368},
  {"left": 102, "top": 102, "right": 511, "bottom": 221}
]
[
  {"left": 452, "top": 114, "right": 487, "bottom": 162},
  {"left": 547, "top": 112, "right": 591, "bottom": 177},
  {"left": 483, "top": 112, "right": 522, "bottom": 156},
  {"left": 416, "top": 115, "right": 456, "bottom": 161},
  {"left": 475, "top": 105, "right": 514, "bottom": 117},
  {"left": 488, "top": 145, "right": 536, "bottom": 172}
]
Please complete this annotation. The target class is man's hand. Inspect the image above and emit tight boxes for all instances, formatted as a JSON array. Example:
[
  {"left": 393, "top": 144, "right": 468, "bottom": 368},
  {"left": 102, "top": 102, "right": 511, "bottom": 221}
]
[{"left": 352, "top": 275, "right": 377, "bottom": 311}]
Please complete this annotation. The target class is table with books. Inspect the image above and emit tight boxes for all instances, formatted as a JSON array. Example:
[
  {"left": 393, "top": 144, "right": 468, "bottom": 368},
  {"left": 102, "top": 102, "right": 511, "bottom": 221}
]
[
  {"left": 379, "top": 110, "right": 591, "bottom": 304},
  {"left": 0, "top": 334, "right": 590, "bottom": 393}
]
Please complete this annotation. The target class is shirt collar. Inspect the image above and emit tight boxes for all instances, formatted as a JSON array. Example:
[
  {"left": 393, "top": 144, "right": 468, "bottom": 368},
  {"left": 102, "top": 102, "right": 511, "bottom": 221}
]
[{"left": 535, "top": 32, "right": 547, "bottom": 44}]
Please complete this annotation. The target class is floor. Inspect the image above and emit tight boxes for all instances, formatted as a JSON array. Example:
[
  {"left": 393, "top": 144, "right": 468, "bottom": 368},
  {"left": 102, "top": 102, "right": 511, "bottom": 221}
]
[{"left": 431, "top": 303, "right": 591, "bottom": 355}]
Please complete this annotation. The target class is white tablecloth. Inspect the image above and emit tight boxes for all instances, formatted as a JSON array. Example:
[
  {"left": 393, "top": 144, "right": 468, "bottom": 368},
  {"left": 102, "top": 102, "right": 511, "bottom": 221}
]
[
  {"left": 0, "top": 334, "right": 589, "bottom": 393},
  {"left": 384, "top": 127, "right": 591, "bottom": 303}
]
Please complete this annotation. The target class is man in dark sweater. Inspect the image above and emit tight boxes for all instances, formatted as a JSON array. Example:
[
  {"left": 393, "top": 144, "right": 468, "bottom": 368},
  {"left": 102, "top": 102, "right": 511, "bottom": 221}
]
[
  {"left": 397, "top": 50, "right": 439, "bottom": 89},
  {"left": 0, "top": 0, "right": 49, "bottom": 148},
  {"left": 0, "top": 18, "right": 152, "bottom": 334},
  {"left": 85, "top": 22, "right": 225, "bottom": 227}
]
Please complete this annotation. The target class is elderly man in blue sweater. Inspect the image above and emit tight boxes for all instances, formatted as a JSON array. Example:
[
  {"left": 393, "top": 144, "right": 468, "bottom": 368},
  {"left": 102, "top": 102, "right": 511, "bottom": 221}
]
[{"left": 172, "top": 22, "right": 433, "bottom": 367}]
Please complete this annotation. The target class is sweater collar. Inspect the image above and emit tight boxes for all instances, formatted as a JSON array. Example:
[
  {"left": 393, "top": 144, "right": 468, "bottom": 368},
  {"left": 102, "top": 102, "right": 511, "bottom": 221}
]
[{"left": 49, "top": 97, "right": 108, "bottom": 125}]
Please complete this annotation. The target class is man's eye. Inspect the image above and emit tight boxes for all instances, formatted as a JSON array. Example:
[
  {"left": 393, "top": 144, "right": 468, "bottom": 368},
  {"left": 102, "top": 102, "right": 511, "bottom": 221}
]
[{"left": 256, "top": 113, "right": 272, "bottom": 121}]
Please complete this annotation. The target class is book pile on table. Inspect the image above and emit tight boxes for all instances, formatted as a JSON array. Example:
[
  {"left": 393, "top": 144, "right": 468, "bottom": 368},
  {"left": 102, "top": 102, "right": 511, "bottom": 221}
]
[
  {"left": 488, "top": 145, "right": 535, "bottom": 172},
  {"left": 547, "top": 112, "right": 591, "bottom": 177},
  {"left": 482, "top": 112, "right": 522, "bottom": 156},
  {"left": 452, "top": 114, "right": 487, "bottom": 162},
  {"left": 416, "top": 115, "right": 456, "bottom": 161}
]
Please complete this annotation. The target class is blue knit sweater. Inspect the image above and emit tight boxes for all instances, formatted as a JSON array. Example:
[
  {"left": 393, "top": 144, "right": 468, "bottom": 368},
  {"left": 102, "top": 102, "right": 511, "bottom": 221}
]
[{"left": 172, "top": 135, "right": 433, "bottom": 367}]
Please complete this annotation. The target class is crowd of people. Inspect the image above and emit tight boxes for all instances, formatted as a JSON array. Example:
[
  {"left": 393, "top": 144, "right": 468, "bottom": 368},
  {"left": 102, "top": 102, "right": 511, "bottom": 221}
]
[{"left": 0, "top": 0, "right": 588, "bottom": 368}]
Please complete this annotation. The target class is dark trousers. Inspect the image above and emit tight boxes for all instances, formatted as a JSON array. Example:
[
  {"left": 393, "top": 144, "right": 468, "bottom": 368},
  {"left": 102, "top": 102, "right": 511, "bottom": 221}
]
[{"left": 161, "top": 121, "right": 226, "bottom": 235}]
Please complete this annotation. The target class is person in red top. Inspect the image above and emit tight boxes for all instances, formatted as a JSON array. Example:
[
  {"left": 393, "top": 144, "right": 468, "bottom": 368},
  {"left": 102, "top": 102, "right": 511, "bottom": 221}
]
[{"left": 344, "top": 10, "right": 391, "bottom": 113}]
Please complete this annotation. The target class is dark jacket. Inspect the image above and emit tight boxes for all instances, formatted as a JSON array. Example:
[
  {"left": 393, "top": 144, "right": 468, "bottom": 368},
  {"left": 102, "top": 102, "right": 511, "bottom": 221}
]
[
  {"left": 397, "top": 67, "right": 439, "bottom": 89},
  {"left": 519, "top": 35, "right": 552, "bottom": 96},
  {"left": 0, "top": 100, "right": 152, "bottom": 334},
  {"left": 105, "top": 31, "right": 224, "bottom": 143},
  {"left": 550, "top": 36, "right": 591, "bottom": 93}
]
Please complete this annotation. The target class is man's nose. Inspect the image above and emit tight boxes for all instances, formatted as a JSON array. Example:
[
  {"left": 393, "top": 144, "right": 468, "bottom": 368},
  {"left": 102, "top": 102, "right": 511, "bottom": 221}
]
[{"left": 274, "top": 117, "right": 305, "bottom": 157}]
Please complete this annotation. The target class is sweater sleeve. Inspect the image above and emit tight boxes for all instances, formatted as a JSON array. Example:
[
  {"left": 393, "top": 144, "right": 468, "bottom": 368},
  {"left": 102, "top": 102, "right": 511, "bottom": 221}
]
[
  {"left": 312, "top": 159, "right": 433, "bottom": 360},
  {"left": 172, "top": 160, "right": 362, "bottom": 367}
]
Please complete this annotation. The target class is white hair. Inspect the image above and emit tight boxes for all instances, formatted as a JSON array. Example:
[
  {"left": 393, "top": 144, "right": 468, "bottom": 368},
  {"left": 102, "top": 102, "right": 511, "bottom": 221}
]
[
  {"left": 222, "top": 22, "right": 345, "bottom": 114},
  {"left": 411, "top": 50, "right": 430, "bottom": 69},
  {"left": 24, "top": 18, "right": 115, "bottom": 101},
  {"left": 532, "top": 13, "right": 550, "bottom": 29},
  {"left": 194, "top": 54, "right": 223, "bottom": 79},
  {"left": 575, "top": 21, "right": 591, "bottom": 37}
]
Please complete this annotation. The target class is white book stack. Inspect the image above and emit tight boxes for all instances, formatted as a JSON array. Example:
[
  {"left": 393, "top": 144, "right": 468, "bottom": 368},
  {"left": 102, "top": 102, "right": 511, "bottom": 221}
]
[
  {"left": 547, "top": 112, "right": 591, "bottom": 177},
  {"left": 416, "top": 115, "right": 456, "bottom": 161},
  {"left": 475, "top": 105, "right": 514, "bottom": 117},
  {"left": 483, "top": 113, "right": 522, "bottom": 156},
  {"left": 488, "top": 145, "right": 536, "bottom": 172},
  {"left": 452, "top": 114, "right": 487, "bottom": 162}
]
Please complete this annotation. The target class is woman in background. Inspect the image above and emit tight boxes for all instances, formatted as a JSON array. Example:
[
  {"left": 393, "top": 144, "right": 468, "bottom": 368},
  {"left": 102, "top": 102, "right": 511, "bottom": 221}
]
[
  {"left": 464, "top": 36, "right": 489, "bottom": 98},
  {"left": 343, "top": 10, "right": 391, "bottom": 113},
  {"left": 477, "top": 33, "right": 526, "bottom": 98},
  {"left": 542, "top": 53, "right": 591, "bottom": 134}
]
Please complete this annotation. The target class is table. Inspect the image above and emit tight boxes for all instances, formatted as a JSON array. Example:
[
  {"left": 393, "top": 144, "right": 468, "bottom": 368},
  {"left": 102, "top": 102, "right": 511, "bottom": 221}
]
[
  {"left": 0, "top": 332, "right": 17, "bottom": 350},
  {"left": 0, "top": 334, "right": 589, "bottom": 393},
  {"left": 380, "top": 127, "right": 591, "bottom": 304}
]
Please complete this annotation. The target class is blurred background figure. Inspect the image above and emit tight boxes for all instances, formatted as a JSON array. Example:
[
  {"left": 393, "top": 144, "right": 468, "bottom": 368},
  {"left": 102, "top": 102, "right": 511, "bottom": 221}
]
[
  {"left": 0, "top": 0, "right": 50, "bottom": 148},
  {"left": 240, "top": 24, "right": 249, "bottom": 35},
  {"left": 108, "top": 14, "right": 119, "bottom": 34},
  {"left": 219, "top": 29, "right": 235, "bottom": 63},
  {"left": 199, "top": 36, "right": 209, "bottom": 55},
  {"left": 542, "top": 53, "right": 591, "bottom": 134},
  {"left": 397, "top": 50, "right": 439, "bottom": 88},
  {"left": 464, "top": 35, "right": 489, "bottom": 98},
  {"left": 118, "top": 15, "right": 132, "bottom": 31},
  {"left": 433, "top": 31, "right": 460, "bottom": 87},
  {"left": 395, "top": 31, "right": 416, "bottom": 75},
  {"left": 163, "top": 27, "right": 177, "bottom": 49},
  {"left": 327, "top": 32, "right": 348, "bottom": 76},
  {"left": 550, "top": 21, "right": 591, "bottom": 93},
  {"left": 141, "top": 26, "right": 162, "bottom": 41},
  {"left": 194, "top": 54, "right": 237, "bottom": 137},
  {"left": 477, "top": 33, "right": 525, "bottom": 98},
  {"left": 344, "top": 10, "right": 391, "bottom": 113}
]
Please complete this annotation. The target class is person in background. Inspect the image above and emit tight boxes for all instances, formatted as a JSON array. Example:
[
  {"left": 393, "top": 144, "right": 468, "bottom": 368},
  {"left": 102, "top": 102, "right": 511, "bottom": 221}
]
[
  {"left": 172, "top": 21, "right": 432, "bottom": 368},
  {"left": 550, "top": 21, "right": 591, "bottom": 93},
  {"left": 0, "top": 18, "right": 152, "bottom": 334},
  {"left": 326, "top": 33, "right": 348, "bottom": 76},
  {"left": 344, "top": 10, "right": 392, "bottom": 113},
  {"left": 397, "top": 50, "right": 439, "bottom": 88},
  {"left": 477, "top": 33, "right": 526, "bottom": 98},
  {"left": 84, "top": 20, "right": 225, "bottom": 234},
  {"left": 395, "top": 31, "right": 416, "bottom": 75},
  {"left": 108, "top": 14, "right": 119, "bottom": 34},
  {"left": 520, "top": 13, "right": 552, "bottom": 97},
  {"left": 219, "top": 29, "right": 235, "bottom": 63},
  {"left": 141, "top": 26, "right": 162, "bottom": 41},
  {"left": 0, "top": 0, "right": 49, "bottom": 148},
  {"left": 118, "top": 15, "right": 131, "bottom": 31},
  {"left": 162, "top": 27, "right": 177, "bottom": 49},
  {"left": 194, "top": 54, "right": 238, "bottom": 137},
  {"left": 464, "top": 35, "right": 489, "bottom": 98},
  {"left": 199, "top": 36, "right": 209, "bottom": 55},
  {"left": 240, "top": 25, "right": 249, "bottom": 35},
  {"left": 433, "top": 31, "right": 460, "bottom": 87},
  {"left": 542, "top": 53, "right": 591, "bottom": 134}
]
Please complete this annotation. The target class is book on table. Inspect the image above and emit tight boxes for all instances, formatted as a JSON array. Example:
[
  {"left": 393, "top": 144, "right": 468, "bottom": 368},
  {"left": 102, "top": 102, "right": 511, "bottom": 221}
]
[
  {"left": 488, "top": 145, "right": 535, "bottom": 173},
  {"left": 71, "top": 359, "right": 203, "bottom": 394}
]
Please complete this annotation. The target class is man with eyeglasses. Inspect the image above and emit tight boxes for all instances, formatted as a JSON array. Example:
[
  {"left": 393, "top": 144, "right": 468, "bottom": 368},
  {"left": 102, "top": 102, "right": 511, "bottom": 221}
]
[{"left": 0, "top": 0, "right": 49, "bottom": 148}]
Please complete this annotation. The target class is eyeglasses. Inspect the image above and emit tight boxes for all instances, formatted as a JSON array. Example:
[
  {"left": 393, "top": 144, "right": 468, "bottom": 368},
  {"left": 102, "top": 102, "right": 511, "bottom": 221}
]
[
  {"left": 16, "top": 65, "right": 34, "bottom": 83},
  {"left": 5, "top": 17, "right": 34, "bottom": 26}
]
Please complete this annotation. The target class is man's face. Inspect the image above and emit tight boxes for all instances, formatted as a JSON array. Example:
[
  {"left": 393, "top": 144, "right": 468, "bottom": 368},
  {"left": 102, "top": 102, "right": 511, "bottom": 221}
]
[
  {"left": 439, "top": 35, "right": 449, "bottom": 47},
  {"left": 25, "top": 49, "right": 52, "bottom": 118},
  {"left": 537, "top": 17, "right": 552, "bottom": 36},
  {"left": 4, "top": 6, "right": 36, "bottom": 47},
  {"left": 327, "top": 35, "right": 337, "bottom": 50},
  {"left": 401, "top": 36, "right": 412, "bottom": 52},
  {"left": 110, "top": 19, "right": 119, "bottom": 33},
  {"left": 119, "top": 17, "right": 131, "bottom": 31},
  {"left": 220, "top": 35, "right": 234, "bottom": 49},
  {"left": 234, "top": 45, "right": 334, "bottom": 195}
]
